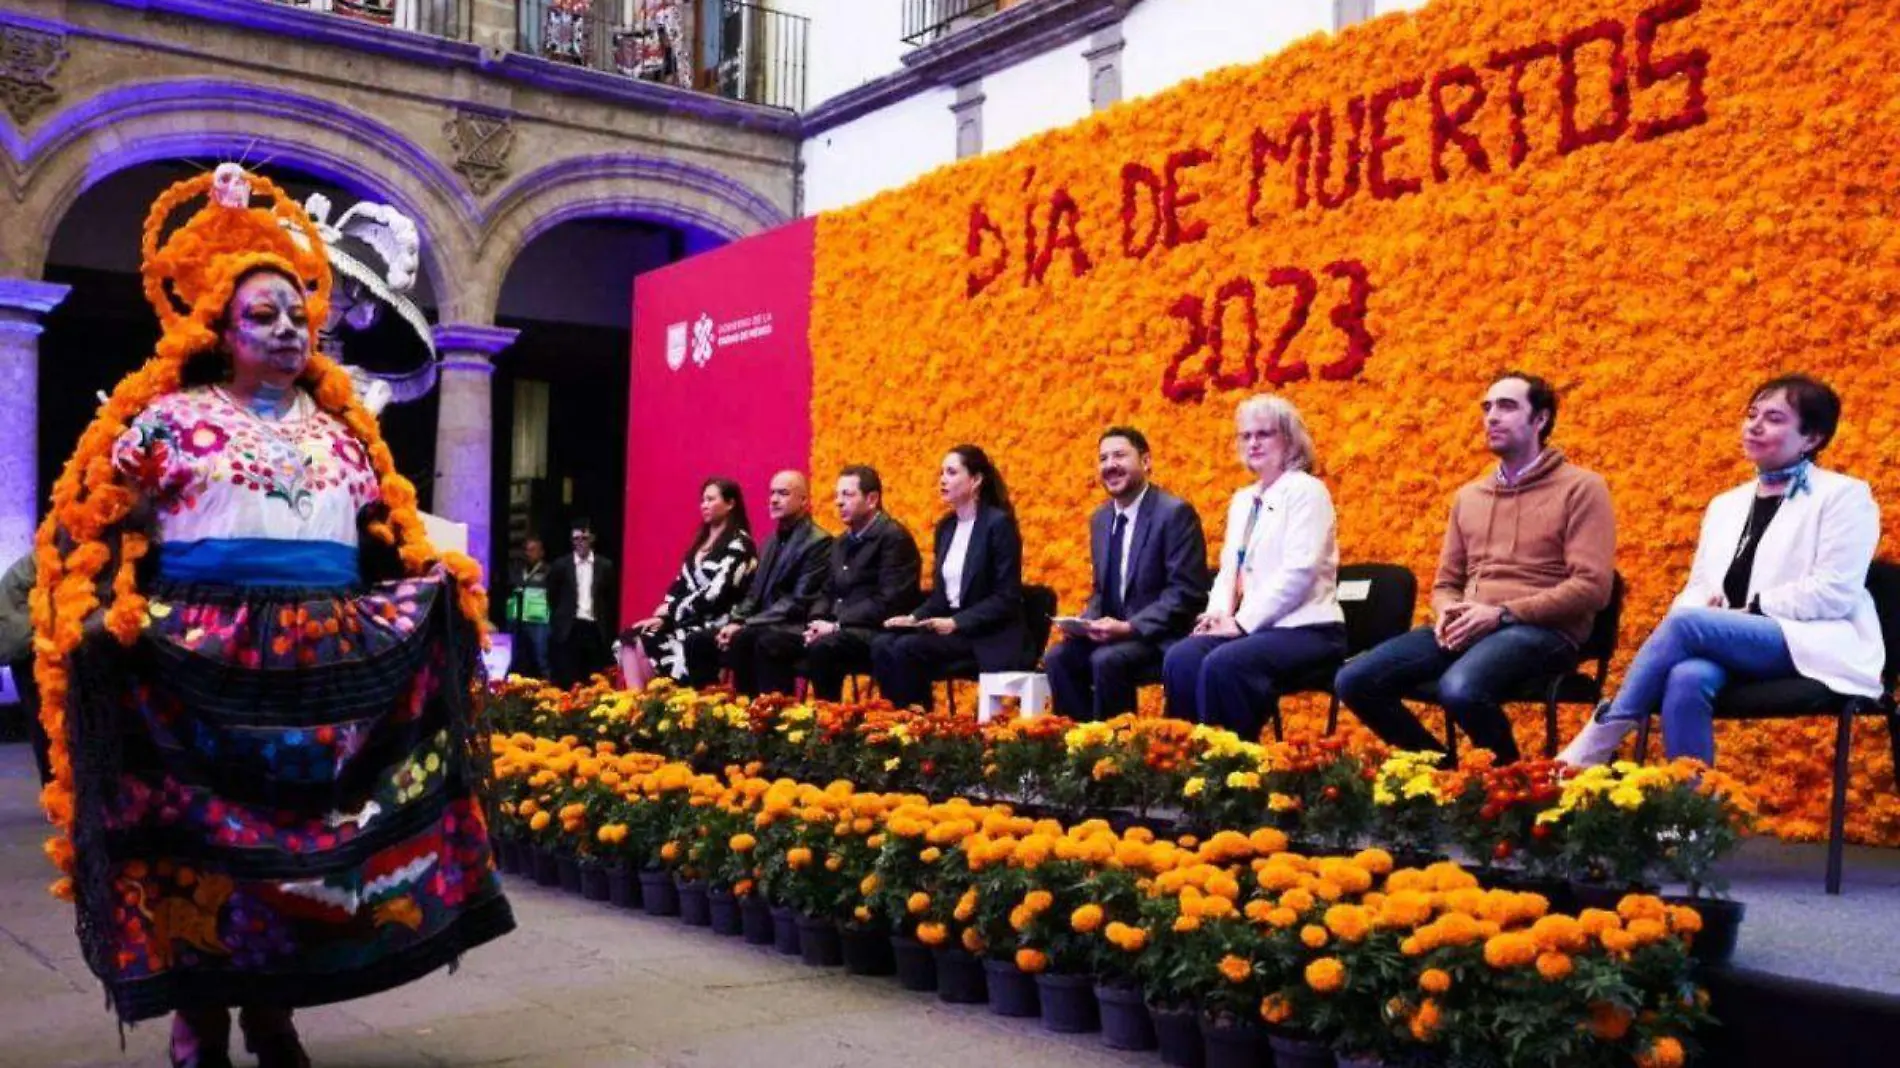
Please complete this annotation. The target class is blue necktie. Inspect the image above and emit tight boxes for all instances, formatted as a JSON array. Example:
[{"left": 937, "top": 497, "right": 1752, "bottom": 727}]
[{"left": 1104, "top": 512, "right": 1127, "bottom": 620}]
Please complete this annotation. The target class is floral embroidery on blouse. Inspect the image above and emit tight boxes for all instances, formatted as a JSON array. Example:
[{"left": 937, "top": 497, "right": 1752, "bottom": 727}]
[{"left": 111, "top": 387, "right": 381, "bottom": 547}]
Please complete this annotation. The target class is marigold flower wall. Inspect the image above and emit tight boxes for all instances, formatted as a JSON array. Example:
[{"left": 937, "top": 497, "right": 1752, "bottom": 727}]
[{"left": 808, "top": 0, "right": 1900, "bottom": 844}]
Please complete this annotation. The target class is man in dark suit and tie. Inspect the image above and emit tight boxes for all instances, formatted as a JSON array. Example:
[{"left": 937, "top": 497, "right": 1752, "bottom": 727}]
[
  {"left": 792, "top": 465, "right": 923, "bottom": 700},
  {"left": 718, "top": 470, "right": 834, "bottom": 696},
  {"left": 1044, "top": 427, "right": 1210, "bottom": 721},
  {"left": 547, "top": 519, "right": 618, "bottom": 688}
]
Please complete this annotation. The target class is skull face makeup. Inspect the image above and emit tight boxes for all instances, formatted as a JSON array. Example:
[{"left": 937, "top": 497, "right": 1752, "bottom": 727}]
[{"left": 224, "top": 270, "right": 311, "bottom": 391}]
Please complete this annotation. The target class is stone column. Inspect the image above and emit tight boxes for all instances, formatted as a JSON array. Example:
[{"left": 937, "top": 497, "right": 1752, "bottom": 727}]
[
  {"left": 0, "top": 279, "right": 71, "bottom": 566},
  {"left": 430, "top": 323, "right": 518, "bottom": 579}
]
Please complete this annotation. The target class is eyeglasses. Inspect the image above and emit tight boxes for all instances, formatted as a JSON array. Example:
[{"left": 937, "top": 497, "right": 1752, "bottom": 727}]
[{"left": 1235, "top": 430, "right": 1279, "bottom": 444}]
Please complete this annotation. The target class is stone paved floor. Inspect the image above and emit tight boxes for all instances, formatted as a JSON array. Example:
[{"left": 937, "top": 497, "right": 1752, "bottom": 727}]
[{"left": 0, "top": 746, "right": 1153, "bottom": 1067}]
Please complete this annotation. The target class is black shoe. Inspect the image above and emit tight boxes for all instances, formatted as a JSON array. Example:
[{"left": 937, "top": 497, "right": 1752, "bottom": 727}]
[{"left": 246, "top": 1034, "right": 312, "bottom": 1068}]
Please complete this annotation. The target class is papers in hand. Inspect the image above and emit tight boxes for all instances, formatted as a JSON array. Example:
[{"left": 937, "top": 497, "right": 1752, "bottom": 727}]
[{"left": 1052, "top": 616, "right": 1093, "bottom": 637}]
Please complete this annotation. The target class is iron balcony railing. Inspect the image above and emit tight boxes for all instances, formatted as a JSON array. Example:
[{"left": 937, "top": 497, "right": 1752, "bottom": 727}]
[
  {"left": 263, "top": 0, "right": 474, "bottom": 41},
  {"left": 517, "top": 0, "right": 808, "bottom": 112},
  {"left": 901, "top": 0, "right": 1002, "bottom": 46}
]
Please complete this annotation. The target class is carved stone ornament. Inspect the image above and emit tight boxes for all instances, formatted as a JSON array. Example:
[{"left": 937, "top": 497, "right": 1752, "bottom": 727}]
[
  {"left": 0, "top": 23, "right": 69, "bottom": 127},
  {"left": 444, "top": 107, "right": 515, "bottom": 195}
]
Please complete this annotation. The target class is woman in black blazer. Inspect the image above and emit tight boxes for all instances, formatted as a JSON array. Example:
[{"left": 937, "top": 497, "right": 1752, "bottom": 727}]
[{"left": 872, "top": 445, "right": 1027, "bottom": 709}]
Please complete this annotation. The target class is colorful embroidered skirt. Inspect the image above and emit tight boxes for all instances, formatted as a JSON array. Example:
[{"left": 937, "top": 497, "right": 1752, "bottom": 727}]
[{"left": 64, "top": 568, "right": 515, "bottom": 1023}]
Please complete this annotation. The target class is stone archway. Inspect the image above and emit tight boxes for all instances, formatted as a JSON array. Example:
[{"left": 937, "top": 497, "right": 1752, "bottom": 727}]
[
  {"left": 7, "top": 77, "right": 476, "bottom": 311},
  {"left": 461, "top": 152, "right": 791, "bottom": 324}
]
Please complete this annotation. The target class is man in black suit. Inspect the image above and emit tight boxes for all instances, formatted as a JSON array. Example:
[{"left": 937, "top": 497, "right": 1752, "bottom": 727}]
[
  {"left": 1045, "top": 427, "right": 1210, "bottom": 721},
  {"left": 547, "top": 519, "right": 618, "bottom": 688},
  {"left": 718, "top": 471, "right": 834, "bottom": 696},
  {"left": 780, "top": 466, "right": 924, "bottom": 700}
]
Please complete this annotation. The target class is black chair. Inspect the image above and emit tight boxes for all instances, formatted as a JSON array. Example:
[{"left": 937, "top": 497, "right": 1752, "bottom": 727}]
[
  {"left": 1301, "top": 563, "right": 1421, "bottom": 741},
  {"left": 1406, "top": 572, "right": 1626, "bottom": 761},
  {"left": 1635, "top": 560, "right": 1900, "bottom": 895},
  {"left": 943, "top": 584, "right": 1059, "bottom": 716}
]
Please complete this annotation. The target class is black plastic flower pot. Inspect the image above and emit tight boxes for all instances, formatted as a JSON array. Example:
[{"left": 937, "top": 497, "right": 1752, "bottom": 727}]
[
  {"left": 579, "top": 864, "right": 611, "bottom": 902},
  {"left": 771, "top": 905, "right": 802, "bottom": 956},
  {"left": 933, "top": 948, "right": 988, "bottom": 1004},
  {"left": 796, "top": 914, "right": 843, "bottom": 967},
  {"left": 841, "top": 925, "right": 896, "bottom": 975},
  {"left": 608, "top": 863, "right": 640, "bottom": 909},
  {"left": 1035, "top": 972, "right": 1099, "bottom": 1033},
  {"left": 983, "top": 958, "right": 1040, "bottom": 1018},
  {"left": 1095, "top": 982, "right": 1156, "bottom": 1050},
  {"left": 708, "top": 886, "right": 744, "bottom": 936},
  {"left": 556, "top": 854, "right": 584, "bottom": 894},
  {"left": 1149, "top": 1003, "right": 1204, "bottom": 1068},
  {"left": 741, "top": 893, "right": 775, "bottom": 945},
  {"left": 1200, "top": 1017, "right": 1271, "bottom": 1068},
  {"left": 891, "top": 936, "right": 938, "bottom": 992},
  {"left": 677, "top": 878, "right": 712, "bottom": 927},
  {"left": 1267, "top": 1030, "right": 1338, "bottom": 1068},
  {"left": 531, "top": 847, "right": 561, "bottom": 886},
  {"left": 497, "top": 839, "right": 525, "bottom": 875},
  {"left": 1668, "top": 895, "right": 1747, "bottom": 968},
  {"left": 639, "top": 868, "right": 680, "bottom": 916}
]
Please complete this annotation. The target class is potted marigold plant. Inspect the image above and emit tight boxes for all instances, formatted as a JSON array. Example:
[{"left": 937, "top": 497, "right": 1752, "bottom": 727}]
[
  {"left": 1260, "top": 735, "right": 1377, "bottom": 852},
  {"left": 1009, "top": 822, "right": 1120, "bottom": 1034},
  {"left": 1368, "top": 749, "right": 1456, "bottom": 864},
  {"left": 1550, "top": 760, "right": 1754, "bottom": 966},
  {"left": 1400, "top": 892, "right": 1708, "bottom": 1068},
  {"left": 980, "top": 713, "right": 1074, "bottom": 812},
  {"left": 1178, "top": 726, "right": 1272, "bottom": 835},
  {"left": 963, "top": 833, "right": 1050, "bottom": 1019},
  {"left": 1443, "top": 755, "right": 1572, "bottom": 901},
  {"left": 1075, "top": 843, "right": 1164, "bottom": 1050}
]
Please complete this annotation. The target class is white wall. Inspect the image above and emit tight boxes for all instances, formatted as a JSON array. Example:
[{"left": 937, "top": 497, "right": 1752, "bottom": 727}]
[
  {"left": 796, "top": 0, "right": 1440, "bottom": 215},
  {"left": 982, "top": 39, "right": 1093, "bottom": 153},
  {"left": 775, "top": 0, "right": 909, "bottom": 108},
  {"left": 1121, "top": 0, "right": 1331, "bottom": 102},
  {"left": 802, "top": 87, "right": 959, "bottom": 215}
]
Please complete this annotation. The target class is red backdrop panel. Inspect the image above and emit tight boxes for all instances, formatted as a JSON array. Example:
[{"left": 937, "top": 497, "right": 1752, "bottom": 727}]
[{"left": 622, "top": 217, "right": 815, "bottom": 622}]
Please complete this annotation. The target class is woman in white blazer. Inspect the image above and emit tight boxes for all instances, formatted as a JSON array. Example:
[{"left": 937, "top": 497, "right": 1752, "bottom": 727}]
[
  {"left": 1560, "top": 375, "right": 1883, "bottom": 766},
  {"left": 1161, "top": 394, "right": 1347, "bottom": 738}
]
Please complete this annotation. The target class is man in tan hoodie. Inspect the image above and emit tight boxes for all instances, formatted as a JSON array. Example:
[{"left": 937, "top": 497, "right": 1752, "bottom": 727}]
[{"left": 1336, "top": 373, "right": 1615, "bottom": 763}]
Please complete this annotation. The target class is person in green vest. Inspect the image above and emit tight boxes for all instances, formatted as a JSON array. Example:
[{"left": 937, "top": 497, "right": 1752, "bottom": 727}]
[{"left": 506, "top": 536, "right": 553, "bottom": 679}]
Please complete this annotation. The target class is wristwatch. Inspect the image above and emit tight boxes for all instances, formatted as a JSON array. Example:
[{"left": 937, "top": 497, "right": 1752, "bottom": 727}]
[{"left": 1498, "top": 607, "right": 1518, "bottom": 627}]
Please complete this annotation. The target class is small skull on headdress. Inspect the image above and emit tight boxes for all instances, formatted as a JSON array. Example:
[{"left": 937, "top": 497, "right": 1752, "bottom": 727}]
[{"left": 210, "top": 163, "right": 253, "bottom": 209}]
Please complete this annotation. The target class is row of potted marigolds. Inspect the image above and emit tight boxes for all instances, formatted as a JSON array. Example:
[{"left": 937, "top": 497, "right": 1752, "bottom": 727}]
[{"left": 488, "top": 726, "right": 1712, "bottom": 1068}]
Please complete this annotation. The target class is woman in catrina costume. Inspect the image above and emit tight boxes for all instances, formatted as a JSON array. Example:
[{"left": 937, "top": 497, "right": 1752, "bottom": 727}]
[{"left": 30, "top": 165, "right": 513, "bottom": 1067}]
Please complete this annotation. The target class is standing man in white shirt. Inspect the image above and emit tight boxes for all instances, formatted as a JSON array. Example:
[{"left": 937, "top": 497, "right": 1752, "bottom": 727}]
[
  {"left": 548, "top": 519, "right": 618, "bottom": 687},
  {"left": 1045, "top": 427, "right": 1209, "bottom": 721}
]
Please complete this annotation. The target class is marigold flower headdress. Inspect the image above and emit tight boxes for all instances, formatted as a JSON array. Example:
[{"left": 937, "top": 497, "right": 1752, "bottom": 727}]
[{"left": 29, "top": 165, "right": 489, "bottom": 897}]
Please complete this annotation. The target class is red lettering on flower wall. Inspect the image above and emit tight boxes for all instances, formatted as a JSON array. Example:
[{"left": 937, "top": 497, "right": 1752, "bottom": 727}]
[
  {"left": 1160, "top": 294, "right": 1209, "bottom": 402},
  {"left": 1558, "top": 20, "right": 1631, "bottom": 154},
  {"left": 1248, "top": 114, "right": 1315, "bottom": 223},
  {"left": 1633, "top": 0, "right": 1709, "bottom": 141},
  {"left": 1488, "top": 41, "right": 1562, "bottom": 169},
  {"left": 1369, "top": 78, "right": 1425, "bottom": 201},
  {"left": 1121, "top": 162, "right": 1164, "bottom": 258},
  {"left": 1028, "top": 188, "right": 1093, "bottom": 284},
  {"left": 965, "top": 204, "right": 1007, "bottom": 298},
  {"left": 1429, "top": 66, "right": 1491, "bottom": 183},
  {"left": 1313, "top": 100, "right": 1367, "bottom": 209},
  {"left": 1163, "top": 148, "right": 1213, "bottom": 246},
  {"left": 1207, "top": 277, "right": 1262, "bottom": 390}
]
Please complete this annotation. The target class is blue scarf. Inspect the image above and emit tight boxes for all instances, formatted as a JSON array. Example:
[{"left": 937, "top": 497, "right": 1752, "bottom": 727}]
[{"left": 1758, "top": 457, "right": 1813, "bottom": 498}]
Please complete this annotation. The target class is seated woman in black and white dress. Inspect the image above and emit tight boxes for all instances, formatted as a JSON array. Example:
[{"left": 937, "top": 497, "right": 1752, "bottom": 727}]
[{"left": 619, "top": 477, "right": 757, "bottom": 688}]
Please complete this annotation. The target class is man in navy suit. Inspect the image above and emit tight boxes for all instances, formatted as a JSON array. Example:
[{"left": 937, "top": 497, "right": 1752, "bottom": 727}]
[{"left": 1044, "top": 427, "right": 1210, "bottom": 721}]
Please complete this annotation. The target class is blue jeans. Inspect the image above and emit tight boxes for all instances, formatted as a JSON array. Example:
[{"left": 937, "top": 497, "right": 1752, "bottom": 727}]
[
  {"left": 515, "top": 622, "right": 550, "bottom": 679},
  {"left": 1162, "top": 624, "right": 1346, "bottom": 740},
  {"left": 1335, "top": 623, "right": 1575, "bottom": 763},
  {"left": 1602, "top": 607, "right": 1796, "bottom": 763}
]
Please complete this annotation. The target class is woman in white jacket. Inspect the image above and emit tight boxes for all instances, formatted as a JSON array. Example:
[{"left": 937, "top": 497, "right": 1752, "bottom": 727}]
[
  {"left": 1560, "top": 375, "right": 1883, "bottom": 766},
  {"left": 1161, "top": 394, "right": 1346, "bottom": 738}
]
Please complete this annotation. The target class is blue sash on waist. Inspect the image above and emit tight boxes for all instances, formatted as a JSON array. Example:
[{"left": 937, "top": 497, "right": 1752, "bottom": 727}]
[{"left": 157, "top": 538, "right": 359, "bottom": 589}]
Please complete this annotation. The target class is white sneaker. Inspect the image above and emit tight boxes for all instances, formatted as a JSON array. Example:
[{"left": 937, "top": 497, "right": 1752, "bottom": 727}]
[{"left": 1557, "top": 701, "right": 1636, "bottom": 768}]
